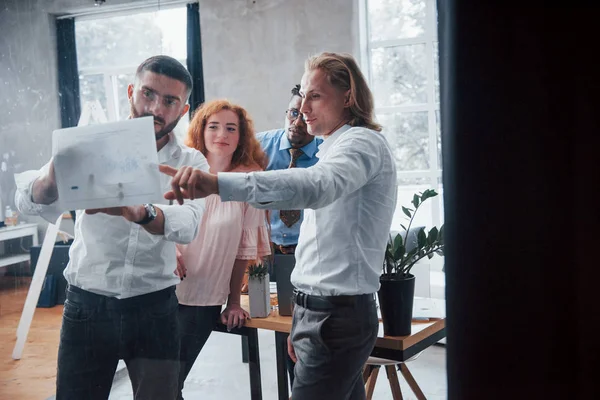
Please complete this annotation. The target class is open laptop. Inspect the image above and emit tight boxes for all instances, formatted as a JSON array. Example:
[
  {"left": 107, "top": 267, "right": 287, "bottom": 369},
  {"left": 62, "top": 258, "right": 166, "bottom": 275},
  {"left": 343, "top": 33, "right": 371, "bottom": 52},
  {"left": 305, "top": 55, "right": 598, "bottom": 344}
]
[{"left": 274, "top": 254, "right": 296, "bottom": 316}]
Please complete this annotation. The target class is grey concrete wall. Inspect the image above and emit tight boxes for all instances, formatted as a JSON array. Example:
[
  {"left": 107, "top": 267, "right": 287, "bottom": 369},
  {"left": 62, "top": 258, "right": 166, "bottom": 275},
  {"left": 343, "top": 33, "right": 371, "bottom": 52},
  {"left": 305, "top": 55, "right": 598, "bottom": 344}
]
[
  {"left": 200, "top": 0, "right": 360, "bottom": 131},
  {"left": 0, "top": 0, "right": 62, "bottom": 236}
]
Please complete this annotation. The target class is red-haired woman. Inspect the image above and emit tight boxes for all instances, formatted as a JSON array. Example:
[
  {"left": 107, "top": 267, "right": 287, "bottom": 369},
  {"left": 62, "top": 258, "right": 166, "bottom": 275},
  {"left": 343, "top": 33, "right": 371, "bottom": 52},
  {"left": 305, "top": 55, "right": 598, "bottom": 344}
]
[{"left": 175, "top": 99, "right": 271, "bottom": 397}]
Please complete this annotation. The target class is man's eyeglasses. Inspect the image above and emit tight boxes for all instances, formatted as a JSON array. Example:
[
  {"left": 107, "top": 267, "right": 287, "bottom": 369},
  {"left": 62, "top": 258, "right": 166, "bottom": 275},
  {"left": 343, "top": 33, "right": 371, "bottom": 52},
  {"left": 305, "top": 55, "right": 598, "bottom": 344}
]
[{"left": 286, "top": 108, "right": 304, "bottom": 122}]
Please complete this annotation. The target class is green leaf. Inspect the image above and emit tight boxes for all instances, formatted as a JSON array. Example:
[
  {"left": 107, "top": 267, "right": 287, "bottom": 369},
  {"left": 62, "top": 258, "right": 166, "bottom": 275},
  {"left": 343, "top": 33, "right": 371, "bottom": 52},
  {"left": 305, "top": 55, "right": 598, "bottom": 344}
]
[
  {"left": 394, "top": 244, "right": 405, "bottom": 261},
  {"left": 386, "top": 248, "right": 394, "bottom": 260},
  {"left": 412, "top": 194, "right": 420, "bottom": 208},
  {"left": 435, "top": 249, "right": 444, "bottom": 256},
  {"left": 403, "top": 247, "right": 419, "bottom": 265},
  {"left": 400, "top": 224, "right": 407, "bottom": 232},
  {"left": 421, "top": 189, "right": 438, "bottom": 202},
  {"left": 427, "top": 227, "right": 438, "bottom": 245},
  {"left": 427, "top": 252, "right": 434, "bottom": 259},
  {"left": 402, "top": 206, "right": 412, "bottom": 218},
  {"left": 393, "top": 234, "right": 403, "bottom": 254},
  {"left": 417, "top": 228, "right": 427, "bottom": 248},
  {"left": 438, "top": 225, "right": 444, "bottom": 244},
  {"left": 247, "top": 263, "right": 268, "bottom": 279}
]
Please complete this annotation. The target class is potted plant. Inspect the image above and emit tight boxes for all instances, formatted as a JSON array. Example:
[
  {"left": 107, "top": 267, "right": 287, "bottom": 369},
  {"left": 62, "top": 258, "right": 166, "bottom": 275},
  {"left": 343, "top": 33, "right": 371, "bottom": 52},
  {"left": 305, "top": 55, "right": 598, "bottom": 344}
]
[
  {"left": 247, "top": 262, "right": 270, "bottom": 318},
  {"left": 379, "top": 189, "right": 444, "bottom": 336}
]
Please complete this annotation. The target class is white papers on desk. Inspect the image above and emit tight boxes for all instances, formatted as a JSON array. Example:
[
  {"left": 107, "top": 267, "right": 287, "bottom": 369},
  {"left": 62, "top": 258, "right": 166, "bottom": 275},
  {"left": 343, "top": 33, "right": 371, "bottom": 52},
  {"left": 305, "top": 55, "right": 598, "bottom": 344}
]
[
  {"left": 52, "top": 117, "right": 162, "bottom": 211},
  {"left": 375, "top": 296, "right": 446, "bottom": 320}
]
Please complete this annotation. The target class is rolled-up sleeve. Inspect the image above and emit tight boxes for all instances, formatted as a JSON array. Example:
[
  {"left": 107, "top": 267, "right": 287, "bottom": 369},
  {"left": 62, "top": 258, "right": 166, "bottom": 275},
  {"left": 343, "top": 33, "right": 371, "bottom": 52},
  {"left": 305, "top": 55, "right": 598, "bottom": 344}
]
[
  {"left": 160, "top": 150, "right": 210, "bottom": 244},
  {"left": 160, "top": 198, "right": 205, "bottom": 244},
  {"left": 14, "top": 162, "right": 64, "bottom": 223}
]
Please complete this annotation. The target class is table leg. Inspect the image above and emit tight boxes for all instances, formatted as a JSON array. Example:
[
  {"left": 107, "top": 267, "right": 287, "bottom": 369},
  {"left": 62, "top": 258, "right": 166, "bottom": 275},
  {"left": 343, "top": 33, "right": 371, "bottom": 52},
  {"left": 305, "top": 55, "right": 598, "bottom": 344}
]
[
  {"left": 247, "top": 328, "right": 262, "bottom": 400},
  {"left": 242, "top": 335, "right": 249, "bottom": 363},
  {"left": 275, "top": 331, "right": 290, "bottom": 400}
]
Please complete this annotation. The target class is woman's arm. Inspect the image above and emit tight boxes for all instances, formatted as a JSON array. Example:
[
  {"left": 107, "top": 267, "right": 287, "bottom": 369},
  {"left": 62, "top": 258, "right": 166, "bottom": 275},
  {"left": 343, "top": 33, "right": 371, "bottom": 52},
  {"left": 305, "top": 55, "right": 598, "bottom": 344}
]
[
  {"left": 228, "top": 259, "right": 250, "bottom": 306},
  {"left": 221, "top": 259, "right": 251, "bottom": 331}
]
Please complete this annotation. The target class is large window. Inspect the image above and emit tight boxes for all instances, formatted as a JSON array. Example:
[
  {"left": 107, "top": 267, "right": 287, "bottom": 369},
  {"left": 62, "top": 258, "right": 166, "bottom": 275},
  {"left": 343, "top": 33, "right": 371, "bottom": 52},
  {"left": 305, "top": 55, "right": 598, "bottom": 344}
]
[
  {"left": 74, "top": 6, "right": 188, "bottom": 139},
  {"left": 363, "top": 0, "right": 442, "bottom": 233}
]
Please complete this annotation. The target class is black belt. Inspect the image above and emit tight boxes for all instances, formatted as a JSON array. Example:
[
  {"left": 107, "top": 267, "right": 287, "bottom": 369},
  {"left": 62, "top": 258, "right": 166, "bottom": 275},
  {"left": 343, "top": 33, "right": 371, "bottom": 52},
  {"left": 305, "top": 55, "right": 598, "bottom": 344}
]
[
  {"left": 66, "top": 284, "right": 175, "bottom": 309},
  {"left": 292, "top": 289, "right": 374, "bottom": 311},
  {"left": 273, "top": 243, "right": 297, "bottom": 254}
]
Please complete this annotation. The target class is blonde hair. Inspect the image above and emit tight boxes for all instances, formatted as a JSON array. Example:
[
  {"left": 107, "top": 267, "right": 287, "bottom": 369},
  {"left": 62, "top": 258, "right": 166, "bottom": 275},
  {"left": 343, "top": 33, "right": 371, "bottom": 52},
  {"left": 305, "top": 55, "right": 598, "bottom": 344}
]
[{"left": 305, "top": 52, "right": 382, "bottom": 132}]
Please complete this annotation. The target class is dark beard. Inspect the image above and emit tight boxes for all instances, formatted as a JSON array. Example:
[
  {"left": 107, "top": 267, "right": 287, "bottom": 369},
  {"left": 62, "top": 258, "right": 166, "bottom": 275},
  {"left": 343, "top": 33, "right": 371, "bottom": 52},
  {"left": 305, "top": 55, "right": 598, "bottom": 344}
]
[{"left": 130, "top": 104, "right": 182, "bottom": 141}]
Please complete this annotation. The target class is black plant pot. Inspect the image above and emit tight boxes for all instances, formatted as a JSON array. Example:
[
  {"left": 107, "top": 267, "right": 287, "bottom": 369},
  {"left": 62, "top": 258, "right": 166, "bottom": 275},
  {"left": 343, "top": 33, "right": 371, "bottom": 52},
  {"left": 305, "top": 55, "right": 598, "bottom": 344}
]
[{"left": 378, "top": 274, "right": 415, "bottom": 336}]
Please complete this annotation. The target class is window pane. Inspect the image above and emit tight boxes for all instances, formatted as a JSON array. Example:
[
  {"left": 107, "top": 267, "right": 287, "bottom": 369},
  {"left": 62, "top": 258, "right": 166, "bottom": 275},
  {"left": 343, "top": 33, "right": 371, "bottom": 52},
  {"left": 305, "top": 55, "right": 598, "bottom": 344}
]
[
  {"left": 79, "top": 74, "right": 108, "bottom": 124},
  {"left": 435, "top": 110, "right": 442, "bottom": 168},
  {"left": 438, "top": 185, "right": 445, "bottom": 225},
  {"left": 390, "top": 185, "right": 434, "bottom": 233},
  {"left": 75, "top": 7, "right": 186, "bottom": 70},
  {"left": 368, "top": 0, "right": 427, "bottom": 41},
  {"left": 379, "top": 112, "right": 429, "bottom": 172},
  {"left": 116, "top": 73, "right": 135, "bottom": 121},
  {"left": 398, "top": 177, "right": 429, "bottom": 186},
  {"left": 371, "top": 44, "right": 427, "bottom": 107},
  {"left": 433, "top": 41, "right": 440, "bottom": 104}
]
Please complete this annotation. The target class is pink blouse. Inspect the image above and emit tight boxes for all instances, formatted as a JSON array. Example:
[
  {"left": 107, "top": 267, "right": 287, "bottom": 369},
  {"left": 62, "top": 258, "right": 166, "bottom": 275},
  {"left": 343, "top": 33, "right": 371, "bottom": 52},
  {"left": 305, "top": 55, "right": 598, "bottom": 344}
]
[{"left": 175, "top": 165, "right": 271, "bottom": 306}]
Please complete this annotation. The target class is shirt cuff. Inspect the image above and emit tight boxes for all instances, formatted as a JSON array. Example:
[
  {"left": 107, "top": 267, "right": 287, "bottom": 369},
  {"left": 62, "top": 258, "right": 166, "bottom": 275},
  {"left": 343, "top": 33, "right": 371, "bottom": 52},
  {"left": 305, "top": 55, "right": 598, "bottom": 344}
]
[
  {"left": 160, "top": 200, "right": 205, "bottom": 244},
  {"left": 14, "top": 170, "right": 63, "bottom": 222},
  {"left": 218, "top": 172, "right": 253, "bottom": 203}
]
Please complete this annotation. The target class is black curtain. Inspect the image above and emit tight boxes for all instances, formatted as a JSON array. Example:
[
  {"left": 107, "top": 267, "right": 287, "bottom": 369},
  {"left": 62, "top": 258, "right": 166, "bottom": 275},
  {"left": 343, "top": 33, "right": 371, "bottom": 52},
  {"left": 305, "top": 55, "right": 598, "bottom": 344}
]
[
  {"left": 186, "top": 2, "right": 205, "bottom": 116},
  {"left": 56, "top": 18, "right": 80, "bottom": 224},
  {"left": 56, "top": 18, "right": 81, "bottom": 129},
  {"left": 439, "top": 1, "right": 598, "bottom": 399}
]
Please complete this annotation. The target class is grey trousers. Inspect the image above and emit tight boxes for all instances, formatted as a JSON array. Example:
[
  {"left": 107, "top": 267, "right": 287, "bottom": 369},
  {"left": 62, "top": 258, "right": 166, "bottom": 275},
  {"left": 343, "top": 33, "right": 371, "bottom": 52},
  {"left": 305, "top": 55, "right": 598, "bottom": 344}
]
[{"left": 290, "top": 294, "right": 379, "bottom": 400}]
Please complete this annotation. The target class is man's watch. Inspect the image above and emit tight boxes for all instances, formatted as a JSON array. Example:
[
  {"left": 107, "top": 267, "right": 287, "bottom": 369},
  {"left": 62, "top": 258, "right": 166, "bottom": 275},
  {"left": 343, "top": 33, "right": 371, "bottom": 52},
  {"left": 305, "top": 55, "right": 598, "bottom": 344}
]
[{"left": 134, "top": 204, "right": 157, "bottom": 225}]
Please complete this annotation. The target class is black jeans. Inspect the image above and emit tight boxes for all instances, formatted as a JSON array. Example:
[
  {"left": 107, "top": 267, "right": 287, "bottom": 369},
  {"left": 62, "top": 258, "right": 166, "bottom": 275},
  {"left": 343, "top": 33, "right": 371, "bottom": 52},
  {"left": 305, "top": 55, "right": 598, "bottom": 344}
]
[
  {"left": 177, "top": 304, "right": 222, "bottom": 400},
  {"left": 56, "top": 285, "right": 180, "bottom": 400}
]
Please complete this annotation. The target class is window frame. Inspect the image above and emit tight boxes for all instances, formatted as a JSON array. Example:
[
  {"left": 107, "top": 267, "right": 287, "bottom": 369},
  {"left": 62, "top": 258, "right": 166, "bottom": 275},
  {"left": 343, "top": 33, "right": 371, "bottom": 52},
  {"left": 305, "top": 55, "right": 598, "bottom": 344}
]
[
  {"left": 360, "top": 0, "right": 443, "bottom": 228},
  {"left": 74, "top": 5, "right": 189, "bottom": 136}
]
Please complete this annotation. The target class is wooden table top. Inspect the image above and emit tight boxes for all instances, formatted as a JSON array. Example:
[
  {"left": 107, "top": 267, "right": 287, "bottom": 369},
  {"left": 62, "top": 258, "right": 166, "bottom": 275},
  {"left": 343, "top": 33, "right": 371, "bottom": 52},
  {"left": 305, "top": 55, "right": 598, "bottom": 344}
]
[{"left": 239, "top": 295, "right": 445, "bottom": 351}]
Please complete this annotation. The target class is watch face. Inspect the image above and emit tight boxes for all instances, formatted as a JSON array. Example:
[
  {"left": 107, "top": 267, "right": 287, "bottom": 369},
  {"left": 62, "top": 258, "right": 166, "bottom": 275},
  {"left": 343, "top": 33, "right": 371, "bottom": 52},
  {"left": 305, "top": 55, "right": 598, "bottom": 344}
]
[{"left": 147, "top": 204, "right": 157, "bottom": 219}]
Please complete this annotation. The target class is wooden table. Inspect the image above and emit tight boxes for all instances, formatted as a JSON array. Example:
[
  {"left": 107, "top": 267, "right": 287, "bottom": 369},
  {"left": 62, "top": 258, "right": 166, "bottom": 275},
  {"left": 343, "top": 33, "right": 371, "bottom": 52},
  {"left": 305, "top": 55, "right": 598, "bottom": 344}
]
[{"left": 214, "top": 295, "right": 446, "bottom": 400}]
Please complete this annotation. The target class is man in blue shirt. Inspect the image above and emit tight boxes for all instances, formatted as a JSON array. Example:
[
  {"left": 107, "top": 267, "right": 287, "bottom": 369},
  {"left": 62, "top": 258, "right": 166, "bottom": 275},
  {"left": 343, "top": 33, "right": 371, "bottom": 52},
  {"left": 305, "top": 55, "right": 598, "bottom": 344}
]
[
  {"left": 256, "top": 84, "right": 322, "bottom": 387},
  {"left": 256, "top": 84, "right": 322, "bottom": 255}
]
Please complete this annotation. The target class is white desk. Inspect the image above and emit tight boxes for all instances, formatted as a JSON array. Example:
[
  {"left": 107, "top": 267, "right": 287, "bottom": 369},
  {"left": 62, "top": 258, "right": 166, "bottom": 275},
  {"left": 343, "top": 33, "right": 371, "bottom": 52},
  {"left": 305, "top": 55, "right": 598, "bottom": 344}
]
[{"left": 0, "top": 223, "right": 39, "bottom": 269}]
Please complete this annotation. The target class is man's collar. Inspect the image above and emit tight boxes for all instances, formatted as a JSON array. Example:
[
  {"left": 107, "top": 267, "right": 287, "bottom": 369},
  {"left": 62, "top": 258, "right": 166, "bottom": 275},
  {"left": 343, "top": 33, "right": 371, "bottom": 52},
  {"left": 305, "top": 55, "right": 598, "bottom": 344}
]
[
  {"left": 315, "top": 124, "right": 352, "bottom": 159},
  {"left": 279, "top": 129, "right": 319, "bottom": 158},
  {"left": 127, "top": 115, "right": 183, "bottom": 162},
  {"left": 158, "top": 132, "right": 182, "bottom": 163}
]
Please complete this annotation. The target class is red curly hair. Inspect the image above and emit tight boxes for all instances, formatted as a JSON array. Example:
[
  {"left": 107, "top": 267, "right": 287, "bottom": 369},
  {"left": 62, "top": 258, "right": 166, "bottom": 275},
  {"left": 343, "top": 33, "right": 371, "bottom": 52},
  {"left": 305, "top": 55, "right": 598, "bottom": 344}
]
[{"left": 185, "top": 99, "right": 268, "bottom": 170}]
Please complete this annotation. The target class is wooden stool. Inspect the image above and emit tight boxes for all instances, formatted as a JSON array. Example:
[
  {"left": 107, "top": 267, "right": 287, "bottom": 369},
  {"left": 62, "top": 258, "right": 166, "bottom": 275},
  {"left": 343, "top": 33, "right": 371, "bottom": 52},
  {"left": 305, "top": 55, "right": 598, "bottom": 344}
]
[{"left": 363, "top": 356, "right": 427, "bottom": 400}]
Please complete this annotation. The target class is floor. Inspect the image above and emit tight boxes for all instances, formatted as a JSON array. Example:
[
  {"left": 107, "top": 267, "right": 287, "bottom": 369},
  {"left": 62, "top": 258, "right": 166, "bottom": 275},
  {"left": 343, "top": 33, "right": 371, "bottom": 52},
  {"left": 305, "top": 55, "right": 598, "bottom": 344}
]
[
  {"left": 0, "top": 276, "right": 62, "bottom": 400},
  {"left": 0, "top": 274, "right": 447, "bottom": 400},
  {"left": 109, "top": 333, "right": 447, "bottom": 400}
]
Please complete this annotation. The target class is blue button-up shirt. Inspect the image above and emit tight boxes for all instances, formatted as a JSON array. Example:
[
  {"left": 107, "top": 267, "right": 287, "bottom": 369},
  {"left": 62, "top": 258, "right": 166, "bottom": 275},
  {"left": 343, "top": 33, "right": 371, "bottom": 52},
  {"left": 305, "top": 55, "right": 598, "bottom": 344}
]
[{"left": 256, "top": 129, "right": 322, "bottom": 245}]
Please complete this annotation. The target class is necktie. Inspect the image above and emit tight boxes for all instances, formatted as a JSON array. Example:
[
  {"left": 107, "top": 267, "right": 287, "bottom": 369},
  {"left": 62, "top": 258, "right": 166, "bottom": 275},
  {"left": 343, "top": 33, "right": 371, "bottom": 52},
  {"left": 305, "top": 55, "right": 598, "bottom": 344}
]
[{"left": 279, "top": 148, "right": 303, "bottom": 228}]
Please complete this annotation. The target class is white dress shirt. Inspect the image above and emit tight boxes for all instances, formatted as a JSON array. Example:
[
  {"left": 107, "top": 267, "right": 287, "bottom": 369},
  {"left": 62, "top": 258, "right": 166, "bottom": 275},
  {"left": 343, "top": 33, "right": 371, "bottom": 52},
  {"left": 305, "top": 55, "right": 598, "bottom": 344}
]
[
  {"left": 15, "top": 133, "right": 208, "bottom": 299},
  {"left": 219, "top": 125, "right": 397, "bottom": 296}
]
